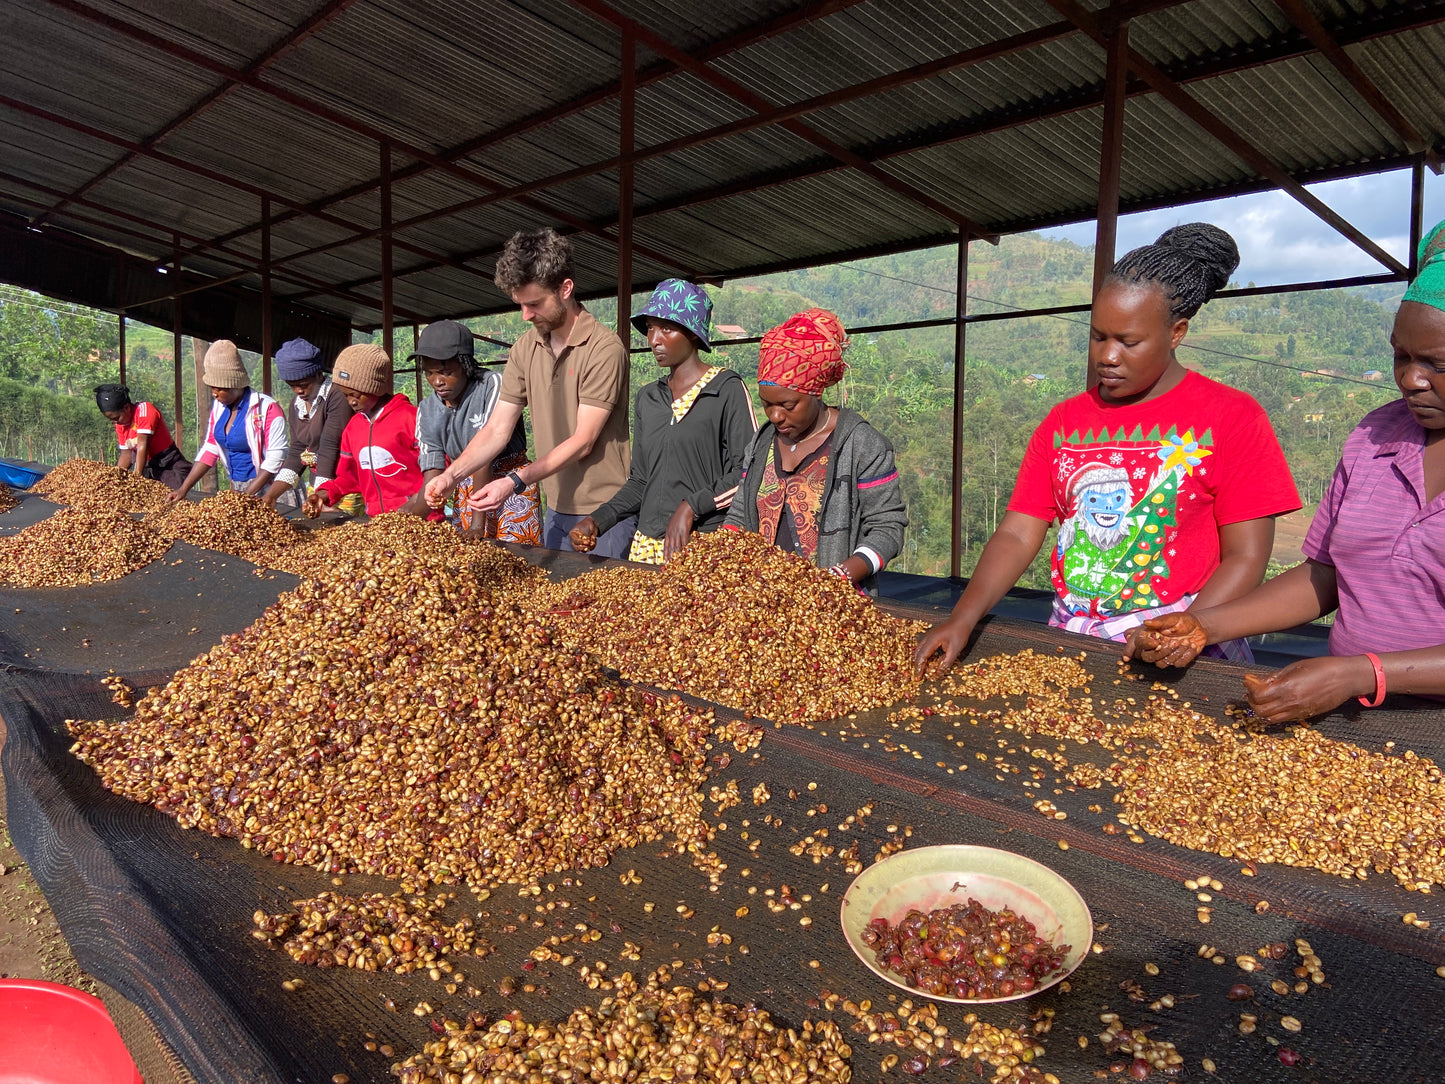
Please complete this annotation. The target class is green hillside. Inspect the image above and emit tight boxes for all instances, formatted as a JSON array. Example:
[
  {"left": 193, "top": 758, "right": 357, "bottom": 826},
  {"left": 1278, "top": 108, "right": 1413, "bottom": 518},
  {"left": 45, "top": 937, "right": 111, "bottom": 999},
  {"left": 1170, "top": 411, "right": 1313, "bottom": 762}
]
[{"left": 2, "top": 231, "right": 1402, "bottom": 583}]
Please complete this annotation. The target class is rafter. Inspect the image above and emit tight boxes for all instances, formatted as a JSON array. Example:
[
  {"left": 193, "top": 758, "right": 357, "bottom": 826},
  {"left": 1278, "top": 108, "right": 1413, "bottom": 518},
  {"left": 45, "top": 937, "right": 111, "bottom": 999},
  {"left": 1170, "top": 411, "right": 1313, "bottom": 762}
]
[
  {"left": 1272, "top": 0, "right": 1440, "bottom": 173},
  {"left": 30, "top": 0, "right": 361, "bottom": 229},
  {"left": 181, "top": 0, "right": 867, "bottom": 262},
  {"left": 0, "top": 92, "right": 519, "bottom": 292},
  {"left": 37, "top": 0, "right": 694, "bottom": 277},
  {"left": 566, "top": 0, "right": 995, "bottom": 238},
  {"left": 1043, "top": 0, "right": 1407, "bottom": 274},
  {"left": 265, "top": 0, "right": 1442, "bottom": 295},
  {"left": 267, "top": 20, "right": 1071, "bottom": 277},
  {"left": 594, "top": 1, "right": 1445, "bottom": 254},
  {"left": 0, "top": 170, "right": 427, "bottom": 322}
]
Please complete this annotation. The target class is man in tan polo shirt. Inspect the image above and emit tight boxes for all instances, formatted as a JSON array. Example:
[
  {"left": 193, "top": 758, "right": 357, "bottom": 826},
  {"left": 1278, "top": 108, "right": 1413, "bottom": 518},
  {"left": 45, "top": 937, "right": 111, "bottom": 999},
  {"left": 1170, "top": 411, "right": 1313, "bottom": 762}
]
[{"left": 424, "top": 228, "right": 635, "bottom": 555}]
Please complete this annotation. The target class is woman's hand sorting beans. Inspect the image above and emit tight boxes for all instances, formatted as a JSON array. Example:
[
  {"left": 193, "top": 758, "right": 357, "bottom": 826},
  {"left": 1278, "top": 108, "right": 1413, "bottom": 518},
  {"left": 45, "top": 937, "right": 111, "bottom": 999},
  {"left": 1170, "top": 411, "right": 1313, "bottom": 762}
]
[{"left": 861, "top": 898, "right": 1069, "bottom": 999}]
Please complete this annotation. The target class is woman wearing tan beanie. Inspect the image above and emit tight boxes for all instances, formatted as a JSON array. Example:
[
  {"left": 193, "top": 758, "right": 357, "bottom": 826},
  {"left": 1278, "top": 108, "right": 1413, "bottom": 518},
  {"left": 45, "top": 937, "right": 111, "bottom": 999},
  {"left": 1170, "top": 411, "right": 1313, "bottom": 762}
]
[
  {"left": 168, "top": 341, "right": 288, "bottom": 502},
  {"left": 303, "top": 343, "right": 430, "bottom": 518}
]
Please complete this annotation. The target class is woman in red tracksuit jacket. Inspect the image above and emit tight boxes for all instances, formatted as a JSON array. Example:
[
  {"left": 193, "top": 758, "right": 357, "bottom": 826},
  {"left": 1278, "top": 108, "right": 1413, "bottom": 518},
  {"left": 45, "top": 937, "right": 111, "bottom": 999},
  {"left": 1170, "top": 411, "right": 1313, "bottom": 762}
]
[{"left": 303, "top": 344, "right": 429, "bottom": 518}]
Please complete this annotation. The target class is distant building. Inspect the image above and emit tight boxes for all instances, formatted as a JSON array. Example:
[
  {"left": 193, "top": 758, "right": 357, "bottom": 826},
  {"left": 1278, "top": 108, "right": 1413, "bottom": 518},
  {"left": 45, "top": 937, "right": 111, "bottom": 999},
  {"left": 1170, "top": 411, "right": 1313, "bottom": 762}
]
[
  {"left": 1304, "top": 412, "right": 1324, "bottom": 423},
  {"left": 1363, "top": 370, "right": 1383, "bottom": 380},
  {"left": 1021, "top": 373, "right": 1048, "bottom": 386},
  {"left": 715, "top": 324, "right": 748, "bottom": 339}
]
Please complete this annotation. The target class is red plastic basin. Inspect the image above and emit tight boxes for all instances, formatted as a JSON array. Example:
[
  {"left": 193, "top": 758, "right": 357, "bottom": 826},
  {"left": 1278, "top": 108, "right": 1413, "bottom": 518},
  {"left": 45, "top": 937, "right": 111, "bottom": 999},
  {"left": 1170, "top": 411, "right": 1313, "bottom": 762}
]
[{"left": 0, "top": 979, "right": 143, "bottom": 1084}]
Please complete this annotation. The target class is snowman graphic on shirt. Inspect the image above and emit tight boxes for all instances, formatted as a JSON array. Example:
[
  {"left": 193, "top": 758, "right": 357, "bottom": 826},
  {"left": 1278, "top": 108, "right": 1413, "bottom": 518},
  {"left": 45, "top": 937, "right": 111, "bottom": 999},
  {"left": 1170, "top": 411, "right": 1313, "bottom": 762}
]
[{"left": 1054, "top": 429, "right": 1209, "bottom": 617}]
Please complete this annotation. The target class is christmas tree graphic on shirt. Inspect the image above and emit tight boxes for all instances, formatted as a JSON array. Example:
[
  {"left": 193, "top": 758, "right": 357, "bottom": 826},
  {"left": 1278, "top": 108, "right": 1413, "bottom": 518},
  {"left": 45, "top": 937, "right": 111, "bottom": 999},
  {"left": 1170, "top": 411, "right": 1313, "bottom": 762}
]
[{"left": 1053, "top": 427, "right": 1211, "bottom": 618}]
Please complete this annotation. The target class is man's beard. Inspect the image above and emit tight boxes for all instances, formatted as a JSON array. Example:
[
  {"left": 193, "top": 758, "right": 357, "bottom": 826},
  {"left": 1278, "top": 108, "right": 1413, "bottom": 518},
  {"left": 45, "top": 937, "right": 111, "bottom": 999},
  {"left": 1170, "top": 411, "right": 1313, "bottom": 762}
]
[{"left": 531, "top": 309, "right": 565, "bottom": 334}]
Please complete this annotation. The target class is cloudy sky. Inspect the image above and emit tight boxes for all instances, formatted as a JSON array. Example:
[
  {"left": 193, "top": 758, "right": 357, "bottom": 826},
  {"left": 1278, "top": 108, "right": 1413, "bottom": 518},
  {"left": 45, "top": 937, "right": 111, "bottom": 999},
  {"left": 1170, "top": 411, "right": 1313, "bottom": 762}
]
[{"left": 1038, "top": 165, "right": 1445, "bottom": 288}]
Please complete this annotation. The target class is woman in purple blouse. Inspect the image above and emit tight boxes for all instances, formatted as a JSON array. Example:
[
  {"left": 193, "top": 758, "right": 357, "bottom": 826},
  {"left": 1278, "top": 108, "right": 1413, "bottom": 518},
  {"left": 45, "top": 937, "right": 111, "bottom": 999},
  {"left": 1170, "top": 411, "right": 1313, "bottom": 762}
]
[{"left": 1124, "top": 219, "right": 1445, "bottom": 722}]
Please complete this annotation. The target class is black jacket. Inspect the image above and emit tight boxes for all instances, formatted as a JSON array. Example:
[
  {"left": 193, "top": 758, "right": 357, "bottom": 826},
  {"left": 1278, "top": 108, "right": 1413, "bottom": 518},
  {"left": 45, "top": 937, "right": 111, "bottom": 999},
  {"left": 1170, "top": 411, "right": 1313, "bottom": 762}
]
[{"left": 590, "top": 368, "right": 757, "bottom": 538}]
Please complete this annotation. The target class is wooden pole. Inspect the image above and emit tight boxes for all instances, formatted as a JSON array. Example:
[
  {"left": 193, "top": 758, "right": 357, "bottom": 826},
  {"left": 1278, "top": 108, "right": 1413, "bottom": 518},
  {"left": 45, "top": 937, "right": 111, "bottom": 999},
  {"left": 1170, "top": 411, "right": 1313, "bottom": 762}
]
[
  {"left": 116, "top": 257, "right": 127, "bottom": 384},
  {"left": 413, "top": 321, "right": 421, "bottom": 400},
  {"left": 261, "top": 196, "right": 273, "bottom": 394},
  {"left": 192, "top": 337, "right": 216, "bottom": 492},
  {"left": 1092, "top": 20, "right": 1128, "bottom": 302},
  {"left": 381, "top": 139, "right": 394, "bottom": 358},
  {"left": 616, "top": 30, "right": 635, "bottom": 342},
  {"left": 950, "top": 233, "right": 968, "bottom": 580},
  {"left": 172, "top": 231, "right": 184, "bottom": 447},
  {"left": 1410, "top": 154, "right": 1426, "bottom": 279}
]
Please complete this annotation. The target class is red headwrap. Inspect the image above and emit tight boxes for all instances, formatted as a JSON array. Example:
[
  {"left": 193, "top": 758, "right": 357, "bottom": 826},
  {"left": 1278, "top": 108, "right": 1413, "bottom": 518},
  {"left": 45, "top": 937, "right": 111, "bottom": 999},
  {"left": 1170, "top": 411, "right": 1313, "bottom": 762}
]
[{"left": 757, "top": 308, "right": 849, "bottom": 397}]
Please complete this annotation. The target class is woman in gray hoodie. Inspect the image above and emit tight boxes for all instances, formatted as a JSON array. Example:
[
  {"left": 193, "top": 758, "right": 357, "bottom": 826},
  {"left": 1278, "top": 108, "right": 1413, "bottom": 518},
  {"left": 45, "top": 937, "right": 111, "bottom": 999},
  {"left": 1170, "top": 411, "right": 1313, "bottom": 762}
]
[{"left": 723, "top": 308, "right": 908, "bottom": 594}]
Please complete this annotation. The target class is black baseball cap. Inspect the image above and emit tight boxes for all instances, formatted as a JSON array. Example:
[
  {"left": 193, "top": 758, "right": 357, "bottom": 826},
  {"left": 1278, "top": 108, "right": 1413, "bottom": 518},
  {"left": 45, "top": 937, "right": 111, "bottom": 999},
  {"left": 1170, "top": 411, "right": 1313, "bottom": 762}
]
[{"left": 408, "top": 320, "right": 475, "bottom": 362}]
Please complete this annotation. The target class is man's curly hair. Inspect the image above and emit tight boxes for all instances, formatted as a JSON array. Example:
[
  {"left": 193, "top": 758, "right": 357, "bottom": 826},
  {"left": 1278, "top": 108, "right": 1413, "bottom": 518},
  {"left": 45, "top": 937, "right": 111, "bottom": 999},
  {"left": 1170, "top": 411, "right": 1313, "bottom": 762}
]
[{"left": 494, "top": 228, "right": 574, "bottom": 295}]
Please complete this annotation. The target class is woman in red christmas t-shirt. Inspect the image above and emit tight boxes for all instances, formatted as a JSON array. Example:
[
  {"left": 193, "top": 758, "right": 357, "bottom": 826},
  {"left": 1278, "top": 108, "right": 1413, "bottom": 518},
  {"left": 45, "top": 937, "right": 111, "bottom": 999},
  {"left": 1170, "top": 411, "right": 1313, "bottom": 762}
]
[{"left": 916, "top": 224, "right": 1300, "bottom": 673}]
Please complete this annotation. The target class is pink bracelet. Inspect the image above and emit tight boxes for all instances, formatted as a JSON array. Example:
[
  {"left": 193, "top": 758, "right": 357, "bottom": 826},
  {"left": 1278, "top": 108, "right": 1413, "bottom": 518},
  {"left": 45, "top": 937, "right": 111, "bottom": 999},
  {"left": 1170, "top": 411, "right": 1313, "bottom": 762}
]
[{"left": 1357, "top": 652, "right": 1386, "bottom": 708}]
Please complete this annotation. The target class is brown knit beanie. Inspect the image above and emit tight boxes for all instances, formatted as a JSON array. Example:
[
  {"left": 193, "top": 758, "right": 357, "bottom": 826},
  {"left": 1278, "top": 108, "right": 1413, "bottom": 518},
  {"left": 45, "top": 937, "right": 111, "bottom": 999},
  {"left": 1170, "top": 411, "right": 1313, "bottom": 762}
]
[
  {"left": 202, "top": 340, "right": 249, "bottom": 389},
  {"left": 332, "top": 344, "right": 392, "bottom": 396}
]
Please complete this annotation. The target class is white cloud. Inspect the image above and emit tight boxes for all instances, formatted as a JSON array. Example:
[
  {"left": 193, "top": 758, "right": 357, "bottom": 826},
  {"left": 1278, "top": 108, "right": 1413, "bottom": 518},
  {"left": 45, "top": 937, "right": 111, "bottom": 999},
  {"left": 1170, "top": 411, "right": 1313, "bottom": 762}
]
[{"left": 1039, "top": 166, "right": 1445, "bottom": 287}]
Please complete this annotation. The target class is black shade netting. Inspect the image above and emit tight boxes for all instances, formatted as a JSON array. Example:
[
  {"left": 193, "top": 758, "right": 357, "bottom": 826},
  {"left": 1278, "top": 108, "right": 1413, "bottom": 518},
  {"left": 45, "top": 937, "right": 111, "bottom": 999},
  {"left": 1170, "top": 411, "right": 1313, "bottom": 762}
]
[{"left": 2, "top": 538, "right": 1444, "bottom": 1084}]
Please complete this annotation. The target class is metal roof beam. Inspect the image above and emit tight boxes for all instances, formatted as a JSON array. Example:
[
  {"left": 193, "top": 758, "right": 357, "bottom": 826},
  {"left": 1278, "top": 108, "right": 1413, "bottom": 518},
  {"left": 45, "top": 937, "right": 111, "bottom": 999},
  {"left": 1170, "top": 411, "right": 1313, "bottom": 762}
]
[
  {"left": 266, "top": 20, "right": 1079, "bottom": 278},
  {"left": 604, "top": 0, "right": 1445, "bottom": 262},
  {"left": 183, "top": 0, "right": 866, "bottom": 260},
  {"left": 565, "top": 0, "right": 998, "bottom": 241},
  {"left": 1270, "top": 0, "right": 1441, "bottom": 173},
  {"left": 2, "top": 116, "right": 501, "bottom": 295},
  {"left": 28, "top": 0, "right": 361, "bottom": 230},
  {"left": 280, "top": 0, "right": 1432, "bottom": 300},
  {"left": 1043, "top": 0, "right": 1408, "bottom": 275},
  {"left": 0, "top": 168, "right": 426, "bottom": 323},
  {"left": 37, "top": 0, "right": 694, "bottom": 277},
  {"left": 0, "top": 92, "right": 506, "bottom": 295},
  {"left": 388, "top": 148, "right": 1426, "bottom": 324}
]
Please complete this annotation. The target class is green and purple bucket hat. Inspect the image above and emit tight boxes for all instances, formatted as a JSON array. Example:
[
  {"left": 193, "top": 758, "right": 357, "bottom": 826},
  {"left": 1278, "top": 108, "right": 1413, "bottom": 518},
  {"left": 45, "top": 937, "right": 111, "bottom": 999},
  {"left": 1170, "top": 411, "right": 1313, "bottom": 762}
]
[{"left": 631, "top": 279, "right": 713, "bottom": 352}]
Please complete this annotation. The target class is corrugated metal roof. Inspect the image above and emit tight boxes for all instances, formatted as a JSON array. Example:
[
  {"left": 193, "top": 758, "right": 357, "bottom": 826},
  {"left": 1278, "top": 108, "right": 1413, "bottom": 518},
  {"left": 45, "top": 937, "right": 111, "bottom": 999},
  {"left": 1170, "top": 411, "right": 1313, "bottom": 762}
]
[{"left": 0, "top": 0, "right": 1440, "bottom": 332}]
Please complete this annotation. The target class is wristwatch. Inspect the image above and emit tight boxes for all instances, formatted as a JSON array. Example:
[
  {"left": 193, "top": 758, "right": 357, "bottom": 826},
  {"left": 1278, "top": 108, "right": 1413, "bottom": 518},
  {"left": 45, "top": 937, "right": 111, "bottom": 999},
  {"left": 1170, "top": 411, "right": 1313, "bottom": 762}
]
[{"left": 506, "top": 469, "right": 526, "bottom": 494}]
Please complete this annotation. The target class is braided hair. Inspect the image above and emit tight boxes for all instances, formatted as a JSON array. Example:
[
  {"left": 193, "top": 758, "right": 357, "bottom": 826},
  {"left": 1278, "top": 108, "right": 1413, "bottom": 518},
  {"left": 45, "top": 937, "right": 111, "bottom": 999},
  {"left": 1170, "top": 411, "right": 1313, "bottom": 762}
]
[{"left": 1106, "top": 223, "right": 1240, "bottom": 321}]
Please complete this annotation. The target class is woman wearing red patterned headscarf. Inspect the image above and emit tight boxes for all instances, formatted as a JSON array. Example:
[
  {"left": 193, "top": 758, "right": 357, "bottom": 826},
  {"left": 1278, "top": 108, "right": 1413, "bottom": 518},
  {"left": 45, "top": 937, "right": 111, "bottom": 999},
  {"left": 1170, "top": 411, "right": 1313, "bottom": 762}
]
[{"left": 722, "top": 308, "right": 908, "bottom": 593}]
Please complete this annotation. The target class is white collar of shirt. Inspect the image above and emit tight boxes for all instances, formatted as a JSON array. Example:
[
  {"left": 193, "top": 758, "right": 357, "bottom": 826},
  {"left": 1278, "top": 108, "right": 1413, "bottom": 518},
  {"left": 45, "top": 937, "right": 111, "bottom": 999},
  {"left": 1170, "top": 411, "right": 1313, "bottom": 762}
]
[{"left": 293, "top": 378, "right": 331, "bottom": 420}]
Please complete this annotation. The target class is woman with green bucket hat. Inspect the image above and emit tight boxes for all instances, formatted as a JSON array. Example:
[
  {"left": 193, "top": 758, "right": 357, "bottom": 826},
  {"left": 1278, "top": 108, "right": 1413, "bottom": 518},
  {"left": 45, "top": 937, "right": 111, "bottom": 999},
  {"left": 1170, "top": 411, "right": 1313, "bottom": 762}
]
[{"left": 570, "top": 279, "right": 757, "bottom": 563}]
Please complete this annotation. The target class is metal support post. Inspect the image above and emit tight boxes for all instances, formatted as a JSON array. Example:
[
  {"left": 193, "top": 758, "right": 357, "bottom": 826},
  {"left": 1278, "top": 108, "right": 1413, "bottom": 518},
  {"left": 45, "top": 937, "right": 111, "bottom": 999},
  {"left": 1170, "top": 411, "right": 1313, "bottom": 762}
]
[
  {"left": 172, "top": 233, "right": 184, "bottom": 447},
  {"left": 381, "top": 139, "right": 394, "bottom": 358},
  {"left": 1092, "top": 21, "right": 1128, "bottom": 299},
  {"left": 1410, "top": 154, "right": 1426, "bottom": 279},
  {"left": 616, "top": 30, "right": 635, "bottom": 342},
  {"left": 261, "top": 196, "right": 273, "bottom": 394},
  {"left": 950, "top": 234, "right": 968, "bottom": 580}
]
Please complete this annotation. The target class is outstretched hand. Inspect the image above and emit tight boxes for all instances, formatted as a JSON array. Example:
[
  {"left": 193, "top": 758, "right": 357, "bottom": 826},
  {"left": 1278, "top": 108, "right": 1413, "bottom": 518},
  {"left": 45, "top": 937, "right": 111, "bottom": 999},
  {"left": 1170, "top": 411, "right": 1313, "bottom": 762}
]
[
  {"left": 423, "top": 472, "right": 452, "bottom": 510},
  {"left": 913, "top": 617, "right": 974, "bottom": 676},
  {"left": 467, "top": 477, "right": 512, "bottom": 516},
  {"left": 1123, "top": 613, "right": 1208, "bottom": 668},
  {"left": 662, "top": 502, "right": 695, "bottom": 562},
  {"left": 1241, "top": 655, "right": 1375, "bottom": 724},
  {"left": 568, "top": 516, "right": 600, "bottom": 553}
]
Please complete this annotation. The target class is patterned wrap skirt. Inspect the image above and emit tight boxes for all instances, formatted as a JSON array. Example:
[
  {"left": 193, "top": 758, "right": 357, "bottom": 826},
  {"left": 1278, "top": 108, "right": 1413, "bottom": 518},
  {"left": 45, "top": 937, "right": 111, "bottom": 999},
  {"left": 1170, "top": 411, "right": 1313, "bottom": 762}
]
[{"left": 451, "top": 450, "right": 542, "bottom": 545}]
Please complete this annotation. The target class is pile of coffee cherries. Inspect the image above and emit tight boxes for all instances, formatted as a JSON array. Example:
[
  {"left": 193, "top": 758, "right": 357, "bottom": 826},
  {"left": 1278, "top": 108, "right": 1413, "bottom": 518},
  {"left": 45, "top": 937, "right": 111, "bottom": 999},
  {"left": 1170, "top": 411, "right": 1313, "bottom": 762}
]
[{"left": 862, "top": 898, "right": 1070, "bottom": 999}]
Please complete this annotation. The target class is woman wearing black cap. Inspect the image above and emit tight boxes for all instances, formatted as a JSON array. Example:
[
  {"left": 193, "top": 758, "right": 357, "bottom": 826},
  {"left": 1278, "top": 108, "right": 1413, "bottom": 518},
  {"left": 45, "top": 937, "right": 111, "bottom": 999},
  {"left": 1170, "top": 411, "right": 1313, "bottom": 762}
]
[{"left": 93, "top": 383, "right": 191, "bottom": 489}]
